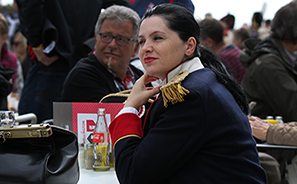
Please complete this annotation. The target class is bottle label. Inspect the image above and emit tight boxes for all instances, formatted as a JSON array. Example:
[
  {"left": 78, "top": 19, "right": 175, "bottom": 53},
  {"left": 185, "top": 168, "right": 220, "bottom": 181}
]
[{"left": 93, "top": 133, "right": 104, "bottom": 143}]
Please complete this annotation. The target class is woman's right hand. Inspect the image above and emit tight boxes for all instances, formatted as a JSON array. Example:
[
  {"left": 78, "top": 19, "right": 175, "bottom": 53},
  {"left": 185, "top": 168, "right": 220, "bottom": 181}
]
[{"left": 124, "top": 73, "right": 160, "bottom": 110}]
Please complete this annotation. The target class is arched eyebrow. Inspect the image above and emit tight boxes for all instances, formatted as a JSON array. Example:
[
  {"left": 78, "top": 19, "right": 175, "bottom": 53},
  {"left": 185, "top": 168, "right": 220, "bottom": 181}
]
[{"left": 139, "top": 31, "right": 166, "bottom": 38}]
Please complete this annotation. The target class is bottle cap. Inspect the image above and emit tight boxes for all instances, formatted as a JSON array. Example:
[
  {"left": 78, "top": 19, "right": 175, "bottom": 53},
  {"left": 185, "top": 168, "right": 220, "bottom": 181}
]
[
  {"left": 266, "top": 116, "right": 274, "bottom": 119},
  {"left": 97, "top": 108, "right": 106, "bottom": 115},
  {"left": 86, "top": 143, "right": 93, "bottom": 149}
]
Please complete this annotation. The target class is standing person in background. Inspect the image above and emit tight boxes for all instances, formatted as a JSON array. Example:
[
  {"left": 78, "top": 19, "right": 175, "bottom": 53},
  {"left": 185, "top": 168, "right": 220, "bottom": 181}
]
[
  {"left": 250, "top": 12, "right": 263, "bottom": 38},
  {"left": 240, "top": 1, "right": 297, "bottom": 123},
  {"left": 109, "top": 4, "right": 266, "bottom": 184},
  {"left": 200, "top": 18, "right": 246, "bottom": 84},
  {"left": 220, "top": 13, "right": 235, "bottom": 45},
  {"left": 15, "top": 0, "right": 130, "bottom": 123}
]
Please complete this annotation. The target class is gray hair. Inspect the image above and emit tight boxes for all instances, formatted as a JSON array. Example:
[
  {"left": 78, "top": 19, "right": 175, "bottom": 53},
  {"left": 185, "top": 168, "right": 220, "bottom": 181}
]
[{"left": 95, "top": 5, "right": 140, "bottom": 40}]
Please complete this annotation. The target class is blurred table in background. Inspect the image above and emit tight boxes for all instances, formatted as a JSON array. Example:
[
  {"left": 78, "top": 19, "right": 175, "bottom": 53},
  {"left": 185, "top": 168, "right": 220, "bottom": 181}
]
[{"left": 79, "top": 168, "right": 119, "bottom": 184}]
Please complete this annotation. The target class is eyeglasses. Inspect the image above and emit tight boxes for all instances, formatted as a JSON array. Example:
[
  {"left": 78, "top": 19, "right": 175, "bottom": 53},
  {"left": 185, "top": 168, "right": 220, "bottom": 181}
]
[{"left": 99, "top": 33, "right": 136, "bottom": 46}]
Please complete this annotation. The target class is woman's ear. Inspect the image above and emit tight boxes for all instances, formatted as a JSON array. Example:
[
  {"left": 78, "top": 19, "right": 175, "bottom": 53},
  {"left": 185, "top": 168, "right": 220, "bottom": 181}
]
[{"left": 185, "top": 37, "right": 196, "bottom": 56}]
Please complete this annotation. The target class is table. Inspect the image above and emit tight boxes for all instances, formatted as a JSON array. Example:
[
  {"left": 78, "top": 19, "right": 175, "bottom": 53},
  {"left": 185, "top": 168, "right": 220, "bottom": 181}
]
[
  {"left": 256, "top": 143, "right": 297, "bottom": 183},
  {"left": 256, "top": 143, "right": 297, "bottom": 151},
  {"left": 78, "top": 143, "right": 297, "bottom": 184},
  {"left": 78, "top": 167, "right": 119, "bottom": 184}
]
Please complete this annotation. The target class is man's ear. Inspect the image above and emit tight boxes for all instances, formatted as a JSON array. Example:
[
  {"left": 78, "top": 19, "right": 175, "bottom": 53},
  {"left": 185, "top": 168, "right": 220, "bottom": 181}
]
[
  {"left": 185, "top": 37, "right": 196, "bottom": 56},
  {"left": 132, "top": 42, "right": 139, "bottom": 57}
]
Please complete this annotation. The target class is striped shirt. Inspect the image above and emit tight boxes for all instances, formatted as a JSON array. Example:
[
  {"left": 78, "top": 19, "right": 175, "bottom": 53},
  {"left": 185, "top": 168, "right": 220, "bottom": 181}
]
[
  {"left": 218, "top": 44, "right": 246, "bottom": 84},
  {"left": 109, "top": 66, "right": 135, "bottom": 91}
]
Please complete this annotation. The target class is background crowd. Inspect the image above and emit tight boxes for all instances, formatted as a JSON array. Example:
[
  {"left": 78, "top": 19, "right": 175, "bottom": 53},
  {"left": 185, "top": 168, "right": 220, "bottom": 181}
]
[{"left": 0, "top": 0, "right": 297, "bottom": 184}]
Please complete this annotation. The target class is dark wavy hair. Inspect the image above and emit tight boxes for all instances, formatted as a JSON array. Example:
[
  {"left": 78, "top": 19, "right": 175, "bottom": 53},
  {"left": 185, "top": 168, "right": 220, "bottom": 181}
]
[
  {"left": 271, "top": 1, "right": 297, "bottom": 44},
  {"left": 141, "top": 4, "right": 249, "bottom": 114}
]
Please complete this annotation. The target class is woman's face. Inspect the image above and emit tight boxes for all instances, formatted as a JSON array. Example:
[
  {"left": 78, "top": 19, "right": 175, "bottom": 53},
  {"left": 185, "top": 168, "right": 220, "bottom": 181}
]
[{"left": 138, "top": 16, "right": 189, "bottom": 80}]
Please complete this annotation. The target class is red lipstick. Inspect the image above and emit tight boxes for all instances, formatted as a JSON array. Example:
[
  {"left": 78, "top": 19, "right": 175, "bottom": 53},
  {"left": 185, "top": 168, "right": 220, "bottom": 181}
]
[{"left": 144, "top": 57, "right": 157, "bottom": 64}]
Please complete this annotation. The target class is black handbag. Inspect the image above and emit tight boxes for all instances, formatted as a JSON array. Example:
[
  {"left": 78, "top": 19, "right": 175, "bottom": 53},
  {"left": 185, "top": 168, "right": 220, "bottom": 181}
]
[{"left": 0, "top": 124, "right": 79, "bottom": 184}]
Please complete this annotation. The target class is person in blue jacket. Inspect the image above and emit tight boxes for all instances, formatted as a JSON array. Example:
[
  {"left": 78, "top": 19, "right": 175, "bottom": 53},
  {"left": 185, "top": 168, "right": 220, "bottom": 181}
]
[{"left": 109, "top": 4, "right": 267, "bottom": 184}]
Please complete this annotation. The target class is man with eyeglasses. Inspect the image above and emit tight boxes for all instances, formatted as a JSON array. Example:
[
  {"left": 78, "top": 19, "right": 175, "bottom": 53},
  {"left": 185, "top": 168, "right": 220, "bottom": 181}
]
[{"left": 62, "top": 5, "right": 146, "bottom": 103}]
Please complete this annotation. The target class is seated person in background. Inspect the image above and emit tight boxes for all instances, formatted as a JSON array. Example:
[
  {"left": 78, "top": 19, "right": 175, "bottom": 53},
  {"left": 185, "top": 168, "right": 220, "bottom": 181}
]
[
  {"left": 240, "top": 1, "right": 297, "bottom": 122},
  {"left": 109, "top": 4, "right": 266, "bottom": 184},
  {"left": 249, "top": 116, "right": 297, "bottom": 146},
  {"left": 249, "top": 115, "right": 297, "bottom": 184},
  {"left": 62, "top": 5, "right": 144, "bottom": 102},
  {"left": 199, "top": 18, "right": 246, "bottom": 84},
  {"left": 232, "top": 27, "right": 250, "bottom": 50}
]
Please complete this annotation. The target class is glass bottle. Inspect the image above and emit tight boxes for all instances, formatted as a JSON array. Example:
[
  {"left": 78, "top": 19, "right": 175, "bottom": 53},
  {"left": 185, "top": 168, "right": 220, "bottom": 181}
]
[
  {"left": 0, "top": 111, "right": 15, "bottom": 127},
  {"left": 109, "top": 140, "right": 115, "bottom": 168},
  {"left": 92, "top": 108, "right": 110, "bottom": 171},
  {"left": 275, "top": 116, "right": 284, "bottom": 124},
  {"left": 78, "top": 143, "right": 85, "bottom": 169},
  {"left": 84, "top": 144, "right": 94, "bottom": 170},
  {"left": 266, "top": 116, "right": 274, "bottom": 120}
]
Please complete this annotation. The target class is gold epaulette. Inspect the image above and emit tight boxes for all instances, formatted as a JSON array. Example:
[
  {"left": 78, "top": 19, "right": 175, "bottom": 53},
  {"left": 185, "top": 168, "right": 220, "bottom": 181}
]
[{"left": 160, "top": 70, "right": 190, "bottom": 107}]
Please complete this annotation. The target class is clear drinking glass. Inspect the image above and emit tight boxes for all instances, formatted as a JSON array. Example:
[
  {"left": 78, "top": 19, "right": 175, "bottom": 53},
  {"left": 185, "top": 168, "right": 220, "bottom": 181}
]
[{"left": 0, "top": 111, "right": 15, "bottom": 127}]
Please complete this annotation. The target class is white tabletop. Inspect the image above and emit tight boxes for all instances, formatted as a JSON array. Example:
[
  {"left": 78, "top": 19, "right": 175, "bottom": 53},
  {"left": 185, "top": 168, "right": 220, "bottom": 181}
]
[{"left": 78, "top": 167, "right": 119, "bottom": 184}]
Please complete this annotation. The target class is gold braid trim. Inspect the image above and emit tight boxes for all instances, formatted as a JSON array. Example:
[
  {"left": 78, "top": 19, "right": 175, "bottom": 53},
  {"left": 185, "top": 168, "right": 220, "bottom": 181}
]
[
  {"left": 99, "top": 90, "right": 131, "bottom": 103},
  {"left": 99, "top": 89, "right": 155, "bottom": 103},
  {"left": 160, "top": 71, "right": 190, "bottom": 108},
  {"left": 114, "top": 134, "right": 142, "bottom": 147}
]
